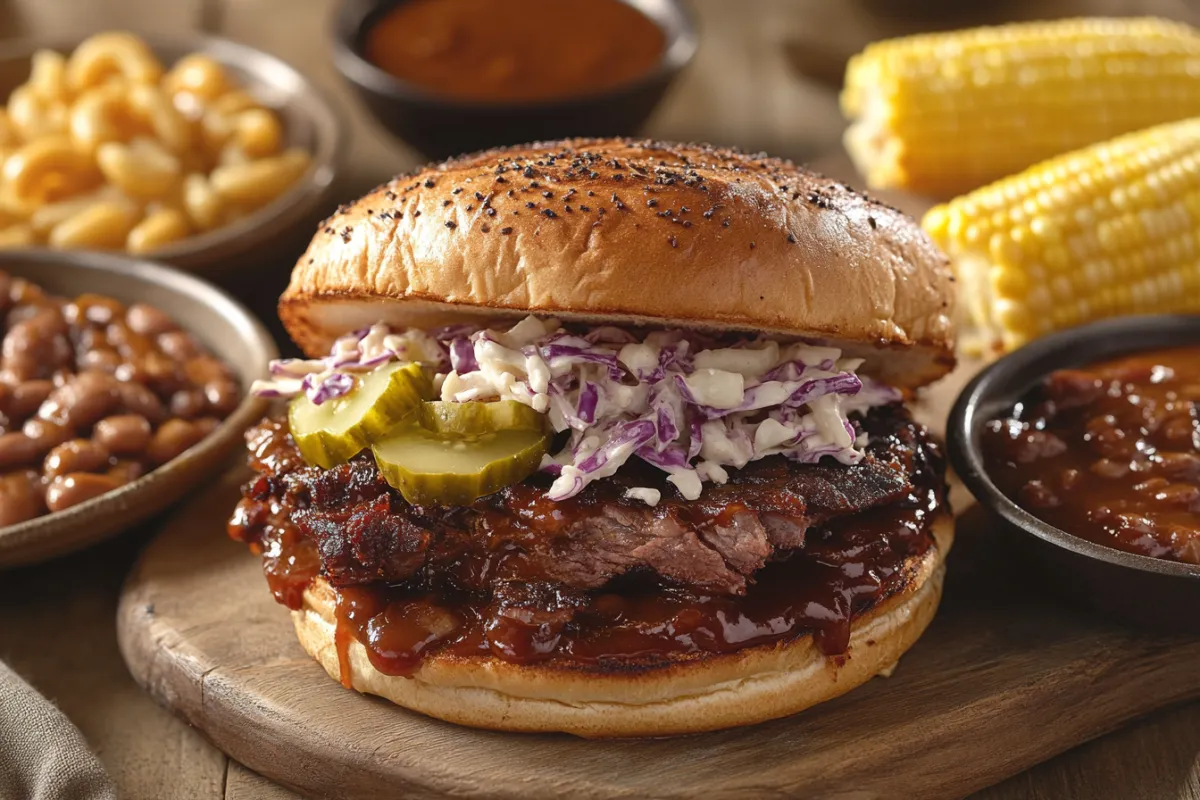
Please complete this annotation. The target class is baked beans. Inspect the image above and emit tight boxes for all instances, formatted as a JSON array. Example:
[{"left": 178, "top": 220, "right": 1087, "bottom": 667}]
[
  {"left": 0, "top": 269, "right": 237, "bottom": 526},
  {"left": 983, "top": 345, "right": 1200, "bottom": 565}
]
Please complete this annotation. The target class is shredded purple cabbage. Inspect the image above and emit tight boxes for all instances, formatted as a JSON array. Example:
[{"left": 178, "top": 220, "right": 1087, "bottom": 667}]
[
  {"left": 577, "top": 382, "right": 599, "bottom": 425},
  {"left": 449, "top": 338, "right": 478, "bottom": 374},
  {"left": 251, "top": 316, "right": 902, "bottom": 503}
]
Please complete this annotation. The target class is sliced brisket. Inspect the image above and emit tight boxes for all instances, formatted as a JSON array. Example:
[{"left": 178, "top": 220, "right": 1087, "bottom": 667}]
[{"left": 232, "top": 405, "right": 940, "bottom": 596}]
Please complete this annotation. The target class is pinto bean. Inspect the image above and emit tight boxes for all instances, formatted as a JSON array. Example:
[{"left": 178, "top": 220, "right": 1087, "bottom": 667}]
[
  {"left": 22, "top": 418, "right": 71, "bottom": 451},
  {"left": 146, "top": 419, "right": 205, "bottom": 466},
  {"left": 107, "top": 460, "right": 145, "bottom": 484},
  {"left": 157, "top": 331, "right": 202, "bottom": 361},
  {"left": 9, "top": 380, "right": 53, "bottom": 421},
  {"left": 0, "top": 272, "right": 13, "bottom": 314},
  {"left": 78, "top": 347, "right": 122, "bottom": 374},
  {"left": 2, "top": 307, "right": 70, "bottom": 380},
  {"left": 7, "top": 278, "right": 45, "bottom": 306},
  {"left": 0, "top": 274, "right": 237, "bottom": 524},
  {"left": 169, "top": 389, "right": 205, "bottom": 419},
  {"left": 140, "top": 351, "right": 183, "bottom": 392},
  {"left": 115, "top": 381, "right": 166, "bottom": 424},
  {"left": 37, "top": 371, "right": 120, "bottom": 429},
  {"left": 106, "top": 322, "right": 153, "bottom": 361},
  {"left": 0, "top": 432, "right": 40, "bottom": 469},
  {"left": 203, "top": 380, "right": 240, "bottom": 415},
  {"left": 184, "top": 355, "right": 230, "bottom": 387},
  {"left": 45, "top": 472, "right": 121, "bottom": 512},
  {"left": 0, "top": 470, "right": 43, "bottom": 526},
  {"left": 93, "top": 414, "right": 151, "bottom": 456},
  {"left": 126, "top": 303, "right": 177, "bottom": 336},
  {"left": 65, "top": 293, "right": 125, "bottom": 326},
  {"left": 44, "top": 438, "right": 111, "bottom": 479}
]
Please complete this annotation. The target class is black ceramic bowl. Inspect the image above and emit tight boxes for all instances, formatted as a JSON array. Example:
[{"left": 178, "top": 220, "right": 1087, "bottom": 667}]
[
  {"left": 332, "top": 0, "right": 697, "bottom": 159},
  {"left": 948, "top": 315, "right": 1200, "bottom": 633}
]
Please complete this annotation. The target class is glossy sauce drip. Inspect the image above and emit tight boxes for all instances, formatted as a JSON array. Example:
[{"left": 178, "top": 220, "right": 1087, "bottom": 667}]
[
  {"left": 364, "top": 0, "right": 666, "bottom": 103},
  {"left": 228, "top": 476, "right": 320, "bottom": 610},
  {"left": 983, "top": 345, "right": 1200, "bottom": 564},
  {"left": 249, "top": 486, "right": 938, "bottom": 679}
]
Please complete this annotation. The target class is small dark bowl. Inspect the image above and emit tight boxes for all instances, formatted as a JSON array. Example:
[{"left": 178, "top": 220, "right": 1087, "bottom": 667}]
[
  {"left": 948, "top": 315, "right": 1200, "bottom": 633},
  {"left": 331, "top": 0, "right": 698, "bottom": 159}
]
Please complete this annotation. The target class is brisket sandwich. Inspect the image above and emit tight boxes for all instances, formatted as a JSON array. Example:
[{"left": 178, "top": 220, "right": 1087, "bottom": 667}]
[{"left": 228, "top": 138, "right": 957, "bottom": 737}]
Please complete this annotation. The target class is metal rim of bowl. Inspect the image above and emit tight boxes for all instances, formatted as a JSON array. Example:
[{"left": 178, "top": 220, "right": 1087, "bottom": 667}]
[
  {"left": 948, "top": 314, "right": 1200, "bottom": 581},
  {"left": 330, "top": 0, "right": 699, "bottom": 113},
  {"left": 0, "top": 248, "right": 277, "bottom": 551},
  {"left": 0, "top": 31, "right": 346, "bottom": 268}
]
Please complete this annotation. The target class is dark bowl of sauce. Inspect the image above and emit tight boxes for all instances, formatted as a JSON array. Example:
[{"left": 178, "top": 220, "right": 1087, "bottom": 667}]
[
  {"left": 949, "top": 315, "right": 1200, "bottom": 633},
  {"left": 332, "top": 0, "right": 697, "bottom": 159}
]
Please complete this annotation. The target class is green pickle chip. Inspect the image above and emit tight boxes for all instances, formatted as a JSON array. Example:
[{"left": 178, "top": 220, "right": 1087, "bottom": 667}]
[
  {"left": 373, "top": 399, "right": 549, "bottom": 506},
  {"left": 288, "top": 362, "right": 431, "bottom": 469}
]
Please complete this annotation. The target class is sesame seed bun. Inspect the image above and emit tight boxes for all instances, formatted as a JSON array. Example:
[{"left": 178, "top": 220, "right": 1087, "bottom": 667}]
[
  {"left": 290, "top": 512, "right": 952, "bottom": 738},
  {"left": 279, "top": 139, "right": 956, "bottom": 389}
]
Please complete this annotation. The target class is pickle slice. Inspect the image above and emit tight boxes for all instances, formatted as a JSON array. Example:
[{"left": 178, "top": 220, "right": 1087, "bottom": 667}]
[
  {"left": 288, "top": 362, "right": 431, "bottom": 469},
  {"left": 418, "top": 399, "right": 546, "bottom": 435},
  {"left": 373, "top": 400, "right": 549, "bottom": 506}
]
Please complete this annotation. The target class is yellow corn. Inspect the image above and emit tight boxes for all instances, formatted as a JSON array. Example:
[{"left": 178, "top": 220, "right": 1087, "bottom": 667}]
[
  {"left": 843, "top": 18, "right": 1200, "bottom": 197},
  {"left": 923, "top": 117, "right": 1200, "bottom": 353}
]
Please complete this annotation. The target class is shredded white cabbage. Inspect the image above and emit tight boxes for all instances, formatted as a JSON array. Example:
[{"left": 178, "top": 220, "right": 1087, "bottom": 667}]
[{"left": 253, "top": 316, "right": 902, "bottom": 503}]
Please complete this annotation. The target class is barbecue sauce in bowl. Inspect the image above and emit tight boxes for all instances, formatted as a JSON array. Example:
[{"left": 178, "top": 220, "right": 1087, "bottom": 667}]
[
  {"left": 982, "top": 346, "right": 1200, "bottom": 565},
  {"left": 364, "top": 0, "right": 667, "bottom": 104}
]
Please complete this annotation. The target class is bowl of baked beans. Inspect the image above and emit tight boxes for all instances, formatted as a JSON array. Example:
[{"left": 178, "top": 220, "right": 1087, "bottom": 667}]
[
  {"left": 948, "top": 315, "right": 1200, "bottom": 633},
  {"left": 0, "top": 31, "right": 343, "bottom": 274},
  {"left": 0, "top": 248, "right": 275, "bottom": 567}
]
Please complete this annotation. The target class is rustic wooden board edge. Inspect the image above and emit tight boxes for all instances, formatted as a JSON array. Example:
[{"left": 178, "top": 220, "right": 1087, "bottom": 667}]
[{"left": 116, "top": 475, "right": 1200, "bottom": 800}]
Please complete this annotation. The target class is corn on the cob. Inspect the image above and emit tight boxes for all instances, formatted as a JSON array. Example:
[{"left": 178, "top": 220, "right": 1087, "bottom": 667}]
[
  {"left": 843, "top": 17, "right": 1200, "bottom": 197},
  {"left": 923, "top": 116, "right": 1200, "bottom": 353}
]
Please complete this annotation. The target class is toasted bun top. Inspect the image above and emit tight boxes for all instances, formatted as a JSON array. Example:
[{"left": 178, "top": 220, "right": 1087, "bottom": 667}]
[{"left": 281, "top": 139, "right": 956, "bottom": 388}]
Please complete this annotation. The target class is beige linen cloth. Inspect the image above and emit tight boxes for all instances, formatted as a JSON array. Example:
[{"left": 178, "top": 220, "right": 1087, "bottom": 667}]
[{"left": 0, "top": 661, "right": 117, "bottom": 800}]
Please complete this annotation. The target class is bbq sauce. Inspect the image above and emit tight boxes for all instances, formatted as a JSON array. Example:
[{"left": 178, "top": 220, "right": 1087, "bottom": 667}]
[
  {"left": 228, "top": 410, "right": 945, "bottom": 680},
  {"left": 364, "top": 0, "right": 666, "bottom": 104},
  {"left": 236, "top": 485, "right": 939, "bottom": 679},
  {"left": 227, "top": 477, "right": 320, "bottom": 610},
  {"left": 983, "top": 345, "right": 1200, "bottom": 564}
]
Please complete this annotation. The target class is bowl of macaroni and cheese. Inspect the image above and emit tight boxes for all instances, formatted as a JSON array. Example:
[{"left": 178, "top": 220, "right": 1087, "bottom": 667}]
[{"left": 0, "top": 32, "right": 344, "bottom": 274}]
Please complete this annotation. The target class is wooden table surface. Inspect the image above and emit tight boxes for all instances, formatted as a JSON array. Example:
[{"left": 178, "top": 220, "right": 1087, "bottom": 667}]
[{"left": 0, "top": 0, "right": 1198, "bottom": 798}]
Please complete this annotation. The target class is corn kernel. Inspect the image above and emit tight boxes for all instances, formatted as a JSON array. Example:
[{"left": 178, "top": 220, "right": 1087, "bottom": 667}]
[{"left": 923, "top": 116, "right": 1200, "bottom": 351}]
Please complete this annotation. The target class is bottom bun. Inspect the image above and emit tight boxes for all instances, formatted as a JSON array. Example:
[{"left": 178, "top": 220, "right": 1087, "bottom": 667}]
[{"left": 293, "top": 513, "right": 954, "bottom": 737}]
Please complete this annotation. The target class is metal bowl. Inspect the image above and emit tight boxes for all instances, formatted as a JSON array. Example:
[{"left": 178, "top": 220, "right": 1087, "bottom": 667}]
[
  {"left": 0, "top": 33, "right": 345, "bottom": 275},
  {"left": 0, "top": 249, "right": 277, "bottom": 568},
  {"left": 331, "top": 0, "right": 698, "bottom": 159},
  {"left": 947, "top": 315, "right": 1200, "bottom": 633}
]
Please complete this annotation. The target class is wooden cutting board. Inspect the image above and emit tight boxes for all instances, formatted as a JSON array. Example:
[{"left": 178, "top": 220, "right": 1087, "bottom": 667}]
[{"left": 116, "top": 358, "right": 1200, "bottom": 799}]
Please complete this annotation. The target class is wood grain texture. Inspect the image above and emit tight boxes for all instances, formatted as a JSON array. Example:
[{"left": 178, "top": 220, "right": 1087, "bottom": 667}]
[
  {"left": 0, "top": 530, "right": 230, "bottom": 800},
  {"left": 116, "top": 473, "right": 1200, "bottom": 800},
  {"left": 226, "top": 763, "right": 300, "bottom": 800},
  {"left": 2, "top": 0, "right": 1200, "bottom": 797},
  {"left": 116, "top": 358, "right": 1200, "bottom": 800}
]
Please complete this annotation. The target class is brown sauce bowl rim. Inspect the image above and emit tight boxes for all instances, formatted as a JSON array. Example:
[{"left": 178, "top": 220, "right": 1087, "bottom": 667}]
[
  {"left": 948, "top": 314, "right": 1200, "bottom": 581},
  {"left": 331, "top": 0, "right": 699, "bottom": 110}
]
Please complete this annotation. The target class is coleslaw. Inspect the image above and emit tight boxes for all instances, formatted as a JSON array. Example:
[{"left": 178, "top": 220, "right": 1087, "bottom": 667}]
[{"left": 252, "top": 316, "right": 902, "bottom": 504}]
